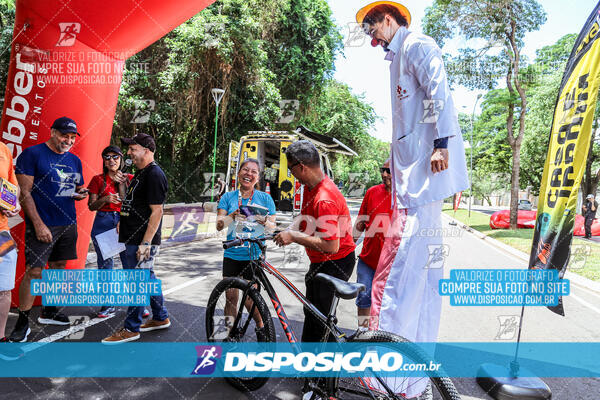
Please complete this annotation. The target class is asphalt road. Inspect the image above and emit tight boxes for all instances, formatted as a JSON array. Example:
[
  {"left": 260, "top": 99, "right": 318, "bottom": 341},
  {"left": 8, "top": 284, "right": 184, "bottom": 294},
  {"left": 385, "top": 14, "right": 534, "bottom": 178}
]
[{"left": 1, "top": 200, "right": 599, "bottom": 399}]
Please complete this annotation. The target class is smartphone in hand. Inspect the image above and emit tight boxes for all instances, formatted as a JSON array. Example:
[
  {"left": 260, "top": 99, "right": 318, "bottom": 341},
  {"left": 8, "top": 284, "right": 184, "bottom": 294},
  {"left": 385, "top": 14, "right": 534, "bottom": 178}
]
[{"left": 71, "top": 188, "right": 89, "bottom": 198}]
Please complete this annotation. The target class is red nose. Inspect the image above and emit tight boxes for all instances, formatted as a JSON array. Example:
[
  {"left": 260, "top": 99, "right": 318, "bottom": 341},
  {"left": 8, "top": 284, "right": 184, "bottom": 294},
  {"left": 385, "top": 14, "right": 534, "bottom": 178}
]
[{"left": 371, "top": 38, "right": 379, "bottom": 47}]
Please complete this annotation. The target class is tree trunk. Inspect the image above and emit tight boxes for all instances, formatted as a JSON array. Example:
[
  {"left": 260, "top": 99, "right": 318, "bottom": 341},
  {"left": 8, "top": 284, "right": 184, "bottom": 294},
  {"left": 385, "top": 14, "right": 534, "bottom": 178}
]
[
  {"left": 505, "top": 17, "right": 526, "bottom": 230},
  {"left": 583, "top": 124, "right": 598, "bottom": 195},
  {"left": 510, "top": 143, "right": 521, "bottom": 229},
  {"left": 591, "top": 169, "right": 600, "bottom": 197}
]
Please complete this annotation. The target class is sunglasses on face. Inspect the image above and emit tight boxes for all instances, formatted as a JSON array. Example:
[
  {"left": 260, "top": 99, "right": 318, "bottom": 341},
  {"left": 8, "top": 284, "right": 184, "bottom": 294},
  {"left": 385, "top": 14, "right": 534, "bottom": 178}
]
[
  {"left": 103, "top": 154, "right": 121, "bottom": 160},
  {"left": 380, "top": 167, "right": 391, "bottom": 174},
  {"left": 288, "top": 161, "right": 302, "bottom": 171}
]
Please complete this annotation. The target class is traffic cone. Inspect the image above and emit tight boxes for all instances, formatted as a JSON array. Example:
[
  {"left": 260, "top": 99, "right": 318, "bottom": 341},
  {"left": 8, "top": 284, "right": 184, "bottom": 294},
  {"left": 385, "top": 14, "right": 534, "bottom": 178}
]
[{"left": 266, "top": 182, "right": 271, "bottom": 194}]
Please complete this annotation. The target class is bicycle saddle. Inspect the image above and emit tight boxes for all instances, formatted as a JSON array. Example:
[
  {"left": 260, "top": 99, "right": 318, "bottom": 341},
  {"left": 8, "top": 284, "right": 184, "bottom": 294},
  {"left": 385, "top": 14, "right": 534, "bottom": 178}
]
[{"left": 314, "top": 273, "right": 365, "bottom": 300}]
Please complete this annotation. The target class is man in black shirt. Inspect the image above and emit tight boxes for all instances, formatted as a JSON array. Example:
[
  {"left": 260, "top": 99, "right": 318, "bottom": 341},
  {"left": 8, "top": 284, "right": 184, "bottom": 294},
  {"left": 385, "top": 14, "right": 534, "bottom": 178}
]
[
  {"left": 102, "top": 133, "right": 170, "bottom": 344},
  {"left": 583, "top": 194, "right": 598, "bottom": 239}
]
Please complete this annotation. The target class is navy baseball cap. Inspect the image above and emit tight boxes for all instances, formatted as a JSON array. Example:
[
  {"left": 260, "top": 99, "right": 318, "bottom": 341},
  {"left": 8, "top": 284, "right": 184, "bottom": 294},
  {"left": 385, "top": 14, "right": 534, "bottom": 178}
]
[
  {"left": 102, "top": 145, "right": 123, "bottom": 156},
  {"left": 121, "top": 133, "right": 156, "bottom": 152},
  {"left": 51, "top": 116, "right": 79, "bottom": 135}
]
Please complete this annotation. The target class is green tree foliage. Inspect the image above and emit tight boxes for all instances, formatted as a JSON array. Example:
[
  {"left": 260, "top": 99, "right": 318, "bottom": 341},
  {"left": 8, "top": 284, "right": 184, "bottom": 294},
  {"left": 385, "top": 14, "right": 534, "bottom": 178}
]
[
  {"left": 295, "top": 80, "right": 387, "bottom": 188},
  {"left": 115, "top": 1, "right": 288, "bottom": 202},
  {"left": 520, "top": 33, "right": 600, "bottom": 199},
  {"left": 459, "top": 92, "right": 512, "bottom": 202},
  {"left": 0, "top": 0, "right": 16, "bottom": 98},
  {"left": 532, "top": 33, "right": 577, "bottom": 74},
  {"left": 472, "top": 167, "right": 510, "bottom": 206},
  {"left": 520, "top": 70, "right": 561, "bottom": 194},
  {"left": 457, "top": 33, "right": 597, "bottom": 202},
  {"left": 0, "top": 0, "right": 385, "bottom": 202},
  {"left": 472, "top": 90, "right": 515, "bottom": 175},
  {"left": 263, "top": 0, "right": 342, "bottom": 100},
  {"left": 583, "top": 119, "right": 600, "bottom": 198},
  {"left": 463, "top": 34, "right": 580, "bottom": 198},
  {"left": 423, "top": 0, "right": 546, "bottom": 228},
  {"left": 111, "top": 0, "right": 379, "bottom": 202}
]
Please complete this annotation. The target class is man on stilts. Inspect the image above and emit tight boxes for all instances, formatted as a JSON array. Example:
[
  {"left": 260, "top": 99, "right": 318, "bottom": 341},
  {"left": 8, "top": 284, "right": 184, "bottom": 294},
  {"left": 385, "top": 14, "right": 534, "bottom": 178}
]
[{"left": 356, "top": 2, "right": 469, "bottom": 397}]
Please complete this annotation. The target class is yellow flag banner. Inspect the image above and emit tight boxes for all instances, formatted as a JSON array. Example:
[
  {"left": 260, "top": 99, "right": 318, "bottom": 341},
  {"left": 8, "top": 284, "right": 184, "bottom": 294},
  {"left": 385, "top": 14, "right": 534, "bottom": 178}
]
[{"left": 529, "top": 2, "right": 600, "bottom": 315}]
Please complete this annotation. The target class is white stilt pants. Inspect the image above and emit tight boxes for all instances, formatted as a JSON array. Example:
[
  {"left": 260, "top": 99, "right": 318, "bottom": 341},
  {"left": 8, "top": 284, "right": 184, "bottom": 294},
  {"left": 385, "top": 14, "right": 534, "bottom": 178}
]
[{"left": 369, "top": 201, "right": 444, "bottom": 397}]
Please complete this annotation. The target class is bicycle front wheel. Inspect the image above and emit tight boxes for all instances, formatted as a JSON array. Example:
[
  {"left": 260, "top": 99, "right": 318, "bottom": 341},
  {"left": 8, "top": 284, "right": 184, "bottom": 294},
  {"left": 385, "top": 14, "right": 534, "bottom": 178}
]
[
  {"left": 327, "top": 329, "right": 460, "bottom": 400},
  {"left": 205, "top": 277, "right": 276, "bottom": 392}
]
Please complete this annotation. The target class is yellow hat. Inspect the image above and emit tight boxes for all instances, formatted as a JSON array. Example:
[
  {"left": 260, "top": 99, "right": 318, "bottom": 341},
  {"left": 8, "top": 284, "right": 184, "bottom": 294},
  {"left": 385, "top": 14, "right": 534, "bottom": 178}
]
[{"left": 355, "top": 1, "right": 411, "bottom": 27}]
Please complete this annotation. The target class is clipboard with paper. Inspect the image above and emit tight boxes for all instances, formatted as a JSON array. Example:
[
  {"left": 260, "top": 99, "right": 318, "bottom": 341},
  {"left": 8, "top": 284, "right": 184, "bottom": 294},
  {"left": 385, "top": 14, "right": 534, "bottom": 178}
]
[
  {"left": 94, "top": 228, "right": 126, "bottom": 260},
  {"left": 234, "top": 204, "right": 270, "bottom": 239}
]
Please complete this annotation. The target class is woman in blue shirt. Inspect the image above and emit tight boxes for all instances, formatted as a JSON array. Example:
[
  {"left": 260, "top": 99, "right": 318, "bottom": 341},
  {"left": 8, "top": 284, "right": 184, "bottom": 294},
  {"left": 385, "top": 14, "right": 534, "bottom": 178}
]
[{"left": 216, "top": 158, "right": 276, "bottom": 338}]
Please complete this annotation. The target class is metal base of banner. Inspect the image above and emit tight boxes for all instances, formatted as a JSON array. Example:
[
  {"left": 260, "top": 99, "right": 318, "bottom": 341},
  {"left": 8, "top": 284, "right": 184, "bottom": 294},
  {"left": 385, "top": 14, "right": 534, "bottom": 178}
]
[{"left": 476, "top": 363, "right": 551, "bottom": 400}]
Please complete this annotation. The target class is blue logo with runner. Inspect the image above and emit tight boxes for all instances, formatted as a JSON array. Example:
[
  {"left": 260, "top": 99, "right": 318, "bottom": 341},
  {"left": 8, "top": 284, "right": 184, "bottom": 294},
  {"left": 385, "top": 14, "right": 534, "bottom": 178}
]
[
  {"left": 191, "top": 345, "right": 222, "bottom": 375},
  {"left": 538, "top": 212, "right": 551, "bottom": 236}
]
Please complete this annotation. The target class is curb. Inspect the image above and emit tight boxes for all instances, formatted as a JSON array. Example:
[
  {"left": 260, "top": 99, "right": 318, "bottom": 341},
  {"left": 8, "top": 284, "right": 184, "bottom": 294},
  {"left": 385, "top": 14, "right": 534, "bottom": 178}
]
[{"left": 442, "top": 212, "right": 600, "bottom": 294}]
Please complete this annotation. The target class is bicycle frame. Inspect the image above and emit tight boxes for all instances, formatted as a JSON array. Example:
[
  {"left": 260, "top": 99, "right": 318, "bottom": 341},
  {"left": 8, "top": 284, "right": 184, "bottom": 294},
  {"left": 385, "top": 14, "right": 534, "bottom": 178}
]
[
  {"left": 221, "top": 236, "right": 403, "bottom": 399},
  {"left": 230, "top": 235, "right": 350, "bottom": 345},
  {"left": 252, "top": 256, "right": 348, "bottom": 344},
  {"left": 249, "top": 257, "right": 399, "bottom": 398}
]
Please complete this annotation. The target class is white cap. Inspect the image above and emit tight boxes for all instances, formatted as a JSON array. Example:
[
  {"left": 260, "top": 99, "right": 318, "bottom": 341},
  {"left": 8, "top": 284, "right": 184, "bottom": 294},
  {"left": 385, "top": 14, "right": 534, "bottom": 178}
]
[{"left": 587, "top": 194, "right": 595, "bottom": 199}]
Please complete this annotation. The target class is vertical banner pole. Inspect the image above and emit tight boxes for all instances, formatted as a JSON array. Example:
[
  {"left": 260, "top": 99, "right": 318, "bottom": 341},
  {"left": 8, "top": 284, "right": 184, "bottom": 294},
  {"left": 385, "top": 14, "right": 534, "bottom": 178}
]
[{"left": 211, "top": 103, "right": 219, "bottom": 202}]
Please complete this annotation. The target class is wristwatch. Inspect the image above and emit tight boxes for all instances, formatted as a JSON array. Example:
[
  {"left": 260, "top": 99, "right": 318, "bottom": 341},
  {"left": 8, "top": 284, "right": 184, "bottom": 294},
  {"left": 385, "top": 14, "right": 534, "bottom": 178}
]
[{"left": 142, "top": 241, "right": 151, "bottom": 246}]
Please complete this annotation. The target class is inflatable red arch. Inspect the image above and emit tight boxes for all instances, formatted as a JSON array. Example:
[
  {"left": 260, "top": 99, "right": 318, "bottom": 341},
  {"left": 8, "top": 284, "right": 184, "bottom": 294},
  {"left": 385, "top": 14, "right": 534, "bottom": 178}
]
[
  {"left": 0, "top": 0, "right": 216, "bottom": 306},
  {"left": 489, "top": 209, "right": 600, "bottom": 236}
]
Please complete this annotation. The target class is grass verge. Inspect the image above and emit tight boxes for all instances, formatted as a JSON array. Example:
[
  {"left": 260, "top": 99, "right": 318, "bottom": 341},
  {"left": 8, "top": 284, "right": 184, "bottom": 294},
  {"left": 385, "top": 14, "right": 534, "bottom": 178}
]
[{"left": 443, "top": 204, "right": 600, "bottom": 282}]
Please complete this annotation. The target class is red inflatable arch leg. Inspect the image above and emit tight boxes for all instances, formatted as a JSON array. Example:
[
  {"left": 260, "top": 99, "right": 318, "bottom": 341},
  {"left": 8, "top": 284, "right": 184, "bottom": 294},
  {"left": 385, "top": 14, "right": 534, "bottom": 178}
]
[{"left": 1, "top": 0, "right": 216, "bottom": 307}]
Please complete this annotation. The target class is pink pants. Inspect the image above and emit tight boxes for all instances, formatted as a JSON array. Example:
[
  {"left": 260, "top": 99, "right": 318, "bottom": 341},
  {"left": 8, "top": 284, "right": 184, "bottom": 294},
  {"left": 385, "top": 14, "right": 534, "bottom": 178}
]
[{"left": 369, "top": 201, "right": 444, "bottom": 397}]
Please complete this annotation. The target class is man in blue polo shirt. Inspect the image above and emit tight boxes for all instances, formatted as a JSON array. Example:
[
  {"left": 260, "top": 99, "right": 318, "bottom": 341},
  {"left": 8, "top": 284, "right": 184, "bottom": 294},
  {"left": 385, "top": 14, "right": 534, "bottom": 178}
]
[{"left": 8, "top": 117, "right": 88, "bottom": 342}]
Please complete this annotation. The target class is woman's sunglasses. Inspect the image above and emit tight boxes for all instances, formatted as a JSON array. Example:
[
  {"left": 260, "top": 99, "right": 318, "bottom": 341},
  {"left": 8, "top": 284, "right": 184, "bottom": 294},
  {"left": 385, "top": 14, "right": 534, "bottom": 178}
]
[
  {"left": 103, "top": 154, "right": 121, "bottom": 160},
  {"left": 380, "top": 167, "right": 391, "bottom": 174}
]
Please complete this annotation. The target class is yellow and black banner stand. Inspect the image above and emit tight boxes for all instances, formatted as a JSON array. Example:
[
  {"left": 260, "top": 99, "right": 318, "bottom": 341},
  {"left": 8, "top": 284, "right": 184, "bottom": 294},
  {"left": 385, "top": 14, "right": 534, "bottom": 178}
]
[
  {"left": 528, "top": 6, "right": 600, "bottom": 316},
  {"left": 478, "top": 3, "right": 600, "bottom": 399}
]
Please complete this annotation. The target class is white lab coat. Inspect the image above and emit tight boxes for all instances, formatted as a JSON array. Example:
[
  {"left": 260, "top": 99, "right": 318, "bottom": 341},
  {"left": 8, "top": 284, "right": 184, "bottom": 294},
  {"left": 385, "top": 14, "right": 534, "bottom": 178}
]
[
  {"left": 387, "top": 27, "right": 469, "bottom": 209},
  {"left": 369, "top": 27, "right": 469, "bottom": 398}
]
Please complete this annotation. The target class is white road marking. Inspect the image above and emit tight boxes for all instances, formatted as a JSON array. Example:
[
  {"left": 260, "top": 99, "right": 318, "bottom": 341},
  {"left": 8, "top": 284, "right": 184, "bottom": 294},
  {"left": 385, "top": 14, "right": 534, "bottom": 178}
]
[
  {"left": 163, "top": 276, "right": 206, "bottom": 295},
  {"left": 31, "top": 315, "right": 116, "bottom": 345},
  {"left": 572, "top": 284, "right": 600, "bottom": 300},
  {"left": 569, "top": 293, "right": 600, "bottom": 316}
]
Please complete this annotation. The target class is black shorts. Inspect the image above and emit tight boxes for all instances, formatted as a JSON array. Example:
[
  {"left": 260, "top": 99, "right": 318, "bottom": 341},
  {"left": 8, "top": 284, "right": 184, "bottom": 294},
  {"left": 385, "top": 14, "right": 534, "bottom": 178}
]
[
  {"left": 25, "top": 222, "right": 78, "bottom": 268},
  {"left": 222, "top": 257, "right": 255, "bottom": 281}
]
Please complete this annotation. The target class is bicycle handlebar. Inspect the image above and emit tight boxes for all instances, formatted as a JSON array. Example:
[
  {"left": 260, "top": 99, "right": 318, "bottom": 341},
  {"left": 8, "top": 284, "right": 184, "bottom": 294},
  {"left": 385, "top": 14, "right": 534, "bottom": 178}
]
[
  {"left": 222, "top": 238, "right": 244, "bottom": 249},
  {"left": 222, "top": 232, "right": 280, "bottom": 250}
]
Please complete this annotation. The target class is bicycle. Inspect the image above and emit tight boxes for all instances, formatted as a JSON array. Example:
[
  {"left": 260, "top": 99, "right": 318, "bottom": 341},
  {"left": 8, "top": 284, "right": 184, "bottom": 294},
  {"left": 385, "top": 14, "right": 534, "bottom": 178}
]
[{"left": 205, "top": 234, "right": 460, "bottom": 400}]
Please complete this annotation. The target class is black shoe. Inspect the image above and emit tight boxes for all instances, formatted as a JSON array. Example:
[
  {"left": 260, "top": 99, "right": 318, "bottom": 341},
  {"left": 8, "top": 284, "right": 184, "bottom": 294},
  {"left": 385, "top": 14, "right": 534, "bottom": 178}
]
[
  {"left": 0, "top": 337, "right": 25, "bottom": 361},
  {"left": 255, "top": 326, "right": 270, "bottom": 342},
  {"left": 8, "top": 319, "right": 31, "bottom": 343},
  {"left": 38, "top": 309, "right": 70, "bottom": 326}
]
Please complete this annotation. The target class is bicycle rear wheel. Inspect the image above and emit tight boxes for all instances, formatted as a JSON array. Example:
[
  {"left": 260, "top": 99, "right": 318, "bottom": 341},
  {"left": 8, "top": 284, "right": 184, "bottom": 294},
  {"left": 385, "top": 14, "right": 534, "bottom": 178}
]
[
  {"left": 327, "top": 330, "right": 460, "bottom": 400},
  {"left": 205, "top": 277, "right": 276, "bottom": 392}
]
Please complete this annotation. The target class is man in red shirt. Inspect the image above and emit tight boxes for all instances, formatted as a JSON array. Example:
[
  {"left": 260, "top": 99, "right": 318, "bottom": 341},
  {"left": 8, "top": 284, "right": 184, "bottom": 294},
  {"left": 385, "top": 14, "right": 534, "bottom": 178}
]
[
  {"left": 274, "top": 140, "right": 355, "bottom": 343},
  {"left": 353, "top": 158, "right": 392, "bottom": 328}
]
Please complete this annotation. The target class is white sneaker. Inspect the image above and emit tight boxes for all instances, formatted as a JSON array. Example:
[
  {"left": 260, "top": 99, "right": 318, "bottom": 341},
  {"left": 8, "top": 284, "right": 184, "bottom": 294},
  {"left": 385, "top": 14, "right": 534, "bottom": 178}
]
[
  {"left": 302, "top": 391, "right": 322, "bottom": 400},
  {"left": 210, "top": 317, "right": 232, "bottom": 340},
  {"left": 412, "top": 382, "right": 433, "bottom": 400}
]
